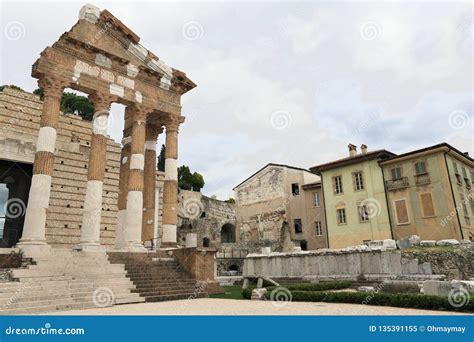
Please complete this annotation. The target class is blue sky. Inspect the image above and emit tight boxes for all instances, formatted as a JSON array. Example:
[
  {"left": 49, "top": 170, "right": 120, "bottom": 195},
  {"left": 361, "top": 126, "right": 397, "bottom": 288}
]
[{"left": 1, "top": 0, "right": 472, "bottom": 199}]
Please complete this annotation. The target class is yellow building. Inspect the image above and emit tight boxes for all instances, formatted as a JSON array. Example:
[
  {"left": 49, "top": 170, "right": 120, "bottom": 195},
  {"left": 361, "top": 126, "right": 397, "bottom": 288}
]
[
  {"left": 310, "top": 144, "right": 396, "bottom": 248},
  {"left": 379, "top": 143, "right": 474, "bottom": 242}
]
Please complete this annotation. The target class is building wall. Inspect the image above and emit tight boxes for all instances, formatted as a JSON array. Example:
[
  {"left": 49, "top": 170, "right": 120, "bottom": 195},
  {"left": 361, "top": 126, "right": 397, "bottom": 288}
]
[
  {"left": 444, "top": 153, "right": 473, "bottom": 240},
  {"left": 303, "top": 185, "right": 328, "bottom": 249},
  {"left": 235, "top": 165, "right": 324, "bottom": 252},
  {"left": 381, "top": 150, "right": 473, "bottom": 242},
  {"left": 321, "top": 159, "right": 392, "bottom": 248}
]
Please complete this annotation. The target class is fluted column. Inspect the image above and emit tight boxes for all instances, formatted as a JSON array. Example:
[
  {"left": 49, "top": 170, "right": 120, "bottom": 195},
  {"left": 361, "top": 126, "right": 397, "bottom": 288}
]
[
  {"left": 122, "top": 104, "right": 151, "bottom": 251},
  {"left": 17, "top": 76, "right": 67, "bottom": 254},
  {"left": 161, "top": 114, "right": 185, "bottom": 247},
  {"left": 142, "top": 123, "right": 163, "bottom": 245},
  {"left": 76, "top": 93, "right": 115, "bottom": 252}
]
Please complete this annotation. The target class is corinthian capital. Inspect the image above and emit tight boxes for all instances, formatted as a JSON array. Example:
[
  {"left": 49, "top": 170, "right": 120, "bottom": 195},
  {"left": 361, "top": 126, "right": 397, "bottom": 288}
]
[
  {"left": 162, "top": 114, "right": 185, "bottom": 132},
  {"left": 37, "top": 75, "right": 68, "bottom": 99},
  {"left": 88, "top": 92, "right": 117, "bottom": 114}
]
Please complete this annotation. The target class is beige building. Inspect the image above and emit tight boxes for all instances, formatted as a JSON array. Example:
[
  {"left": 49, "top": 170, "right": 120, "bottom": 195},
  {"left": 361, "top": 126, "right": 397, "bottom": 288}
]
[
  {"left": 233, "top": 163, "right": 327, "bottom": 251},
  {"left": 380, "top": 143, "right": 474, "bottom": 242},
  {"left": 311, "top": 144, "right": 396, "bottom": 248}
]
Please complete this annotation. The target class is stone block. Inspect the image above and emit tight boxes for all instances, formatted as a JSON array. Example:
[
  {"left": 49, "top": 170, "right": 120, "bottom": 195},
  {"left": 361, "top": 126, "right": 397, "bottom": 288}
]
[
  {"left": 185, "top": 233, "right": 197, "bottom": 248},
  {"left": 382, "top": 239, "right": 397, "bottom": 250},
  {"left": 436, "top": 239, "right": 460, "bottom": 247},
  {"left": 261, "top": 247, "right": 271, "bottom": 254},
  {"left": 357, "top": 286, "right": 375, "bottom": 292},
  {"left": 396, "top": 235, "right": 421, "bottom": 249},
  {"left": 418, "top": 262, "right": 432, "bottom": 275},
  {"left": 420, "top": 240, "right": 436, "bottom": 247},
  {"left": 251, "top": 288, "right": 267, "bottom": 300},
  {"left": 451, "top": 280, "right": 474, "bottom": 293},
  {"left": 422, "top": 280, "right": 452, "bottom": 296}
]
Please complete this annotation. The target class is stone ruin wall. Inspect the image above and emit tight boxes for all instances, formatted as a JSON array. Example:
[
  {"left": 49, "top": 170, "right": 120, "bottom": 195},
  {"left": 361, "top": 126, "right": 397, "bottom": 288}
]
[
  {"left": 235, "top": 166, "right": 293, "bottom": 253},
  {"left": 177, "top": 190, "right": 236, "bottom": 248},
  {"left": 0, "top": 87, "right": 165, "bottom": 248},
  {"left": 244, "top": 245, "right": 474, "bottom": 281}
]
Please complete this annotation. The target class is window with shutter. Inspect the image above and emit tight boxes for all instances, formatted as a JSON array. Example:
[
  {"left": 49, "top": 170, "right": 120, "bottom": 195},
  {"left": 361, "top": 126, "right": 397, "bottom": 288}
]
[
  {"left": 415, "top": 161, "right": 426, "bottom": 175},
  {"left": 394, "top": 199, "right": 409, "bottom": 224},
  {"left": 420, "top": 192, "right": 435, "bottom": 217},
  {"left": 391, "top": 167, "right": 402, "bottom": 180}
]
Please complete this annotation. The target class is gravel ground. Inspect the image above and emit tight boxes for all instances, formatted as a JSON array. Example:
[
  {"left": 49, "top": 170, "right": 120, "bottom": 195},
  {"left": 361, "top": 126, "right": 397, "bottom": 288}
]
[{"left": 50, "top": 298, "right": 464, "bottom": 315}]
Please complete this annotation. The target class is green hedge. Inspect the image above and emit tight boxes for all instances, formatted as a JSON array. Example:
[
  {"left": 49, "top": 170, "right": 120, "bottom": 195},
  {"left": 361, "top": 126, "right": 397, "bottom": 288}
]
[
  {"left": 242, "top": 281, "right": 352, "bottom": 300},
  {"left": 268, "top": 281, "right": 352, "bottom": 293},
  {"left": 284, "top": 291, "right": 474, "bottom": 313}
]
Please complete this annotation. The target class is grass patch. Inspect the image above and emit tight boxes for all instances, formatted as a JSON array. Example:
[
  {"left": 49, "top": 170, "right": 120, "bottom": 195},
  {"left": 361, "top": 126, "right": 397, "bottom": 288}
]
[{"left": 209, "top": 286, "right": 246, "bottom": 300}]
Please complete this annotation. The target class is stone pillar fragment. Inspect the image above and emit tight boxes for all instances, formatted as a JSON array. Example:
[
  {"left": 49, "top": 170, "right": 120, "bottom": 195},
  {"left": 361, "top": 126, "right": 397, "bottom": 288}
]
[
  {"left": 77, "top": 93, "right": 115, "bottom": 252},
  {"left": 18, "top": 76, "right": 67, "bottom": 255},
  {"left": 161, "top": 114, "right": 185, "bottom": 247},
  {"left": 142, "top": 123, "right": 163, "bottom": 245},
  {"left": 122, "top": 104, "right": 151, "bottom": 251}
]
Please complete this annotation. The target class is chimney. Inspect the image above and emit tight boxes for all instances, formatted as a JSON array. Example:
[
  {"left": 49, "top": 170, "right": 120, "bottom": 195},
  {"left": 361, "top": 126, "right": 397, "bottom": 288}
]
[
  {"left": 464, "top": 152, "right": 470, "bottom": 157},
  {"left": 361, "top": 144, "right": 368, "bottom": 155},
  {"left": 348, "top": 143, "right": 357, "bottom": 157}
]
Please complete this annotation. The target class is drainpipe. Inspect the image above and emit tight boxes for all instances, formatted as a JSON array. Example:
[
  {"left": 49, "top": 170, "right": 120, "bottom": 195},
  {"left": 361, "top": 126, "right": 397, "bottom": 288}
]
[
  {"left": 443, "top": 151, "right": 464, "bottom": 240},
  {"left": 320, "top": 175, "right": 330, "bottom": 249},
  {"left": 378, "top": 163, "right": 394, "bottom": 240}
]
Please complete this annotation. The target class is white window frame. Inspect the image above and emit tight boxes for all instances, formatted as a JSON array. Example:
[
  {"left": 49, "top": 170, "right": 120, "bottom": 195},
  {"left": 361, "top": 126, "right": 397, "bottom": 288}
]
[
  {"left": 315, "top": 221, "right": 323, "bottom": 236},
  {"left": 336, "top": 208, "right": 346, "bottom": 225},
  {"left": 359, "top": 205, "right": 369, "bottom": 222},
  {"left": 312, "top": 192, "right": 320, "bottom": 207},
  {"left": 334, "top": 176, "right": 343, "bottom": 194},
  {"left": 354, "top": 172, "right": 364, "bottom": 191}
]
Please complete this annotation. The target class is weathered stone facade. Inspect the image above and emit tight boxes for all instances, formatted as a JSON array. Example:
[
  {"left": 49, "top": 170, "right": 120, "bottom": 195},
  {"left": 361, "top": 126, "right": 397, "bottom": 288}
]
[
  {"left": 177, "top": 190, "right": 236, "bottom": 248},
  {"left": 234, "top": 163, "right": 327, "bottom": 252}
]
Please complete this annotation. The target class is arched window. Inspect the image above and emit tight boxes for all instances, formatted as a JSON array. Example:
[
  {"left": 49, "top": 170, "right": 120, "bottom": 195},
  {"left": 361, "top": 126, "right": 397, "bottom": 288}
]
[{"left": 220, "top": 223, "right": 236, "bottom": 243}]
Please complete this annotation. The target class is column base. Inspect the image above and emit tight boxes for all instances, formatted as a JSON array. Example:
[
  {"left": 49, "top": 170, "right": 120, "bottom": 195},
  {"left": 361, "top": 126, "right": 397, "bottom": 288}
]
[
  {"left": 75, "top": 243, "right": 105, "bottom": 253},
  {"left": 115, "top": 242, "right": 148, "bottom": 252},
  {"left": 16, "top": 240, "right": 51, "bottom": 258}
]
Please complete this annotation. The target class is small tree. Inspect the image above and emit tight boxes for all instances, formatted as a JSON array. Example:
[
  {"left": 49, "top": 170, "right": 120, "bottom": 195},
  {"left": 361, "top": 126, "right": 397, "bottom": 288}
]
[
  {"left": 178, "top": 165, "right": 205, "bottom": 192},
  {"left": 157, "top": 144, "right": 166, "bottom": 171},
  {"left": 33, "top": 88, "right": 95, "bottom": 121}
]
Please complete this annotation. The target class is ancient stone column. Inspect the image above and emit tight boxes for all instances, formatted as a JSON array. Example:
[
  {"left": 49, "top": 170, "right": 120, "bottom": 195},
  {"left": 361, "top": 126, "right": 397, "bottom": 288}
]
[
  {"left": 142, "top": 123, "right": 163, "bottom": 245},
  {"left": 17, "top": 76, "right": 67, "bottom": 254},
  {"left": 122, "top": 104, "right": 151, "bottom": 251},
  {"left": 161, "top": 115, "right": 185, "bottom": 247},
  {"left": 115, "top": 108, "right": 133, "bottom": 249},
  {"left": 77, "top": 93, "right": 115, "bottom": 252}
]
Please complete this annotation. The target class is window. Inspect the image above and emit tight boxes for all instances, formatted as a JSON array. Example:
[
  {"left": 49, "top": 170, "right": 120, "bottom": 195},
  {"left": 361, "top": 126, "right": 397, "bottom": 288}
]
[
  {"left": 291, "top": 183, "right": 300, "bottom": 196},
  {"left": 315, "top": 221, "right": 323, "bottom": 236},
  {"left": 333, "top": 176, "right": 343, "bottom": 194},
  {"left": 394, "top": 199, "right": 409, "bottom": 225},
  {"left": 336, "top": 208, "right": 346, "bottom": 224},
  {"left": 294, "top": 219, "right": 302, "bottom": 233},
  {"left": 353, "top": 172, "right": 364, "bottom": 191},
  {"left": 453, "top": 161, "right": 459, "bottom": 174},
  {"left": 358, "top": 205, "right": 369, "bottom": 222},
  {"left": 203, "top": 238, "right": 210, "bottom": 247},
  {"left": 414, "top": 161, "right": 427, "bottom": 175},
  {"left": 420, "top": 192, "right": 435, "bottom": 217},
  {"left": 460, "top": 194, "right": 469, "bottom": 218},
  {"left": 461, "top": 167, "right": 468, "bottom": 179},
  {"left": 312, "top": 192, "right": 320, "bottom": 207},
  {"left": 391, "top": 167, "right": 402, "bottom": 180}
]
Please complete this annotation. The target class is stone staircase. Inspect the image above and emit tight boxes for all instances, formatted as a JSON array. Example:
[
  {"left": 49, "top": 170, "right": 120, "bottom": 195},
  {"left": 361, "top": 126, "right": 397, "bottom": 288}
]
[
  {"left": 108, "top": 251, "right": 208, "bottom": 302},
  {"left": 0, "top": 249, "right": 144, "bottom": 314}
]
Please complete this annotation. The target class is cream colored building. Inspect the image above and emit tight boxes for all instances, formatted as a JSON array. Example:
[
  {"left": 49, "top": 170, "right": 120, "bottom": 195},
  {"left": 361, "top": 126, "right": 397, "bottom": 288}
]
[
  {"left": 311, "top": 144, "right": 395, "bottom": 248},
  {"left": 233, "top": 163, "right": 327, "bottom": 251},
  {"left": 379, "top": 143, "right": 474, "bottom": 242}
]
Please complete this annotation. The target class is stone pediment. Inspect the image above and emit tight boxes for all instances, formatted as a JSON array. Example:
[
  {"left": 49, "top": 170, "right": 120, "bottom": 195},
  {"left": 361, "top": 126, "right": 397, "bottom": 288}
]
[{"left": 32, "top": 4, "right": 195, "bottom": 116}]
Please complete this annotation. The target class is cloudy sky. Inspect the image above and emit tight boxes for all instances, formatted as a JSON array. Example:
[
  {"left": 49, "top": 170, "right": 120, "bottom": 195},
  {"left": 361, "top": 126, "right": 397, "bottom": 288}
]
[{"left": 1, "top": 0, "right": 472, "bottom": 199}]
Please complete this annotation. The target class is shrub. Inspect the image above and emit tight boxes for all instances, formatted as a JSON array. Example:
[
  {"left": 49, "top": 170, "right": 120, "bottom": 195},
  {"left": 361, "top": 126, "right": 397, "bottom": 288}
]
[
  {"left": 284, "top": 290, "right": 474, "bottom": 313},
  {"left": 242, "top": 287, "right": 255, "bottom": 300}
]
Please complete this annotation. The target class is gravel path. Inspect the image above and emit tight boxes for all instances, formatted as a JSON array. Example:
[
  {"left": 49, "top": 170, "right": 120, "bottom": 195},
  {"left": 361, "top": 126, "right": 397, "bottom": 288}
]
[{"left": 51, "top": 298, "right": 464, "bottom": 315}]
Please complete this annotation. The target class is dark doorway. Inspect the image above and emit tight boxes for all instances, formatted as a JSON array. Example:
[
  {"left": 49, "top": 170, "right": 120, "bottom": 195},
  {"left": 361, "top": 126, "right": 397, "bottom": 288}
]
[
  {"left": 220, "top": 223, "right": 236, "bottom": 243},
  {"left": 300, "top": 240, "right": 308, "bottom": 251},
  {"left": 0, "top": 160, "right": 32, "bottom": 247},
  {"left": 203, "top": 237, "right": 210, "bottom": 247}
]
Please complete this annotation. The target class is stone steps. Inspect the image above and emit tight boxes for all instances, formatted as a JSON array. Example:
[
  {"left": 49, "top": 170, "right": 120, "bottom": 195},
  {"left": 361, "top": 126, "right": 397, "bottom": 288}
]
[
  {"left": 108, "top": 251, "right": 207, "bottom": 303},
  {"left": 0, "top": 249, "right": 145, "bottom": 314}
]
